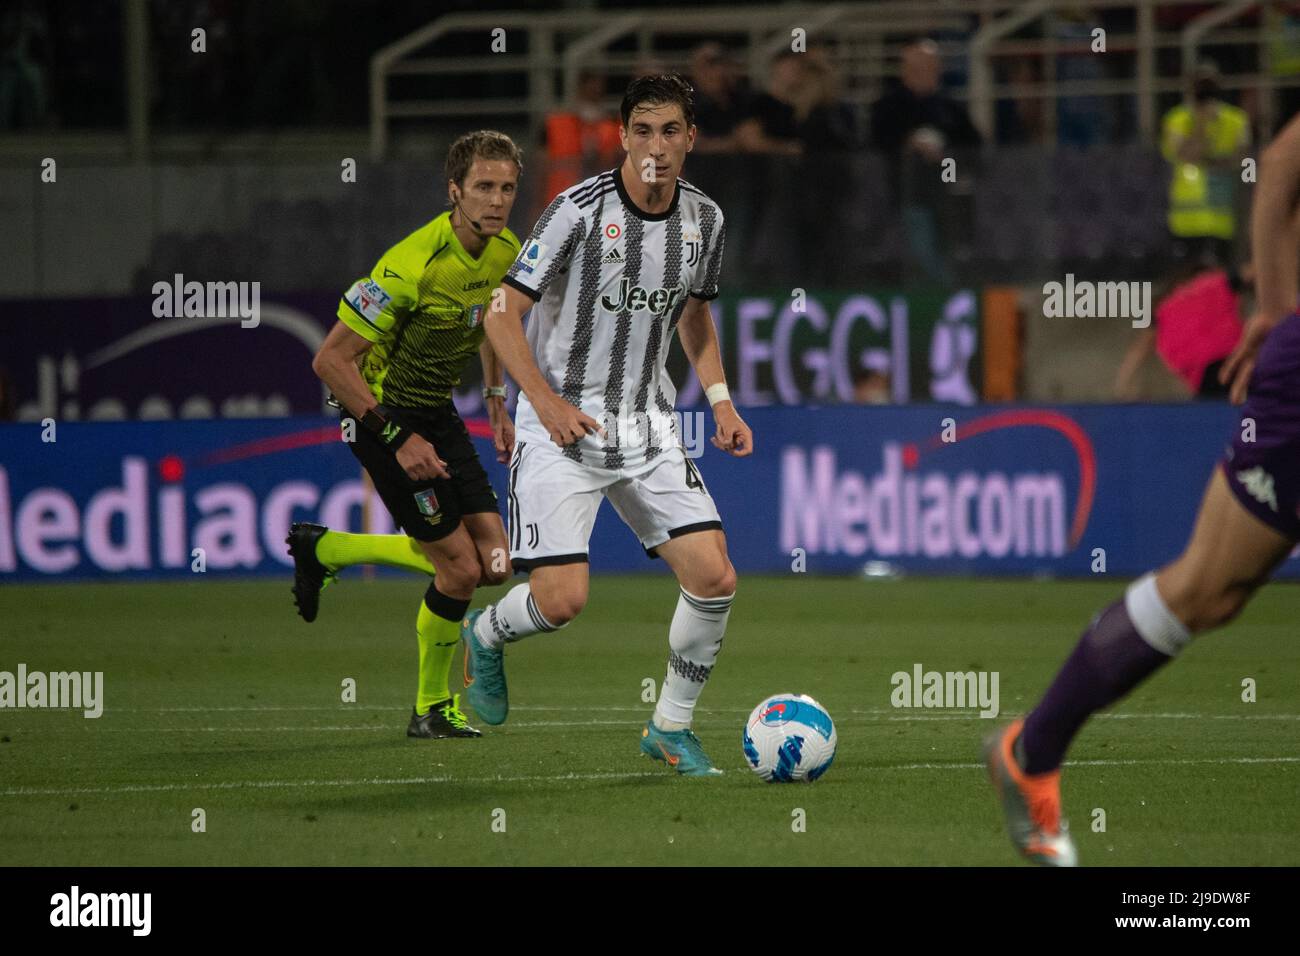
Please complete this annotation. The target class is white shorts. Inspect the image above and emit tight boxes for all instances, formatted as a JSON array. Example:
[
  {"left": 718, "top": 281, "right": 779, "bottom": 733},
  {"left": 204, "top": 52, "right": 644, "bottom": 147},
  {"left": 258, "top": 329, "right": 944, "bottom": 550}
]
[{"left": 506, "top": 437, "right": 723, "bottom": 570}]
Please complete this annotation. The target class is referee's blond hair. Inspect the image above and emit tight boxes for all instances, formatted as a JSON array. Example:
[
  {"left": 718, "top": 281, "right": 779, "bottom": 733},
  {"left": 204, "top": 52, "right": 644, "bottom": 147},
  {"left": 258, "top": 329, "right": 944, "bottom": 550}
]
[{"left": 445, "top": 131, "right": 523, "bottom": 191}]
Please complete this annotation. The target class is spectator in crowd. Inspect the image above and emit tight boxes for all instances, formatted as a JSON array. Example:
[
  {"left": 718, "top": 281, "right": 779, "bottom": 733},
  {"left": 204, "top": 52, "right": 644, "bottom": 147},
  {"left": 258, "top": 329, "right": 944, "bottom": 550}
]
[
  {"left": 735, "top": 48, "right": 861, "bottom": 154},
  {"left": 0, "top": 1, "right": 48, "bottom": 130},
  {"left": 1160, "top": 62, "right": 1251, "bottom": 269},
  {"left": 1053, "top": 4, "right": 1114, "bottom": 147},
  {"left": 735, "top": 51, "right": 807, "bottom": 155},
  {"left": 729, "top": 50, "right": 862, "bottom": 282},
  {"left": 571, "top": 70, "right": 622, "bottom": 164},
  {"left": 852, "top": 365, "right": 892, "bottom": 405},
  {"left": 689, "top": 42, "right": 751, "bottom": 153},
  {"left": 800, "top": 42, "right": 865, "bottom": 151},
  {"left": 542, "top": 70, "right": 621, "bottom": 212},
  {"left": 632, "top": 56, "right": 669, "bottom": 79},
  {"left": 997, "top": 56, "right": 1047, "bottom": 144},
  {"left": 870, "top": 38, "right": 981, "bottom": 285},
  {"left": 1113, "top": 262, "right": 1251, "bottom": 400}
]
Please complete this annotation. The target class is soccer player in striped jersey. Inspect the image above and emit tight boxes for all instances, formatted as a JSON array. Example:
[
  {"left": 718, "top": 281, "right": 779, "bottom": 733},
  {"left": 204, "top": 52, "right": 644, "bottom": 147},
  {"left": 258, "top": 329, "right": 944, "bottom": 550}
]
[
  {"left": 464, "top": 74, "right": 753, "bottom": 776},
  {"left": 985, "top": 113, "right": 1300, "bottom": 865},
  {"left": 286, "top": 131, "right": 522, "bottom": 740}
]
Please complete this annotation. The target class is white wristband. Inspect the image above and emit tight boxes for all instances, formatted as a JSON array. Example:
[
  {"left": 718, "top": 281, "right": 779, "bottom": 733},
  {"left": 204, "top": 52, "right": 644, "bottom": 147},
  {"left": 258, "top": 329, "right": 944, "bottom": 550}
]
[{"left": 705, "top": 383, "right": 731, "bottom": 406}]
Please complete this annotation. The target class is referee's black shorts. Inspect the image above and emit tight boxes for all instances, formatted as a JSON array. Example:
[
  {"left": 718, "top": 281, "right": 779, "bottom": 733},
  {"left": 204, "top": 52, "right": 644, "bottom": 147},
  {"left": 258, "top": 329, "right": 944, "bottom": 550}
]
[{"left": 347, "top": 403, "right": 500, "bottom": 543}]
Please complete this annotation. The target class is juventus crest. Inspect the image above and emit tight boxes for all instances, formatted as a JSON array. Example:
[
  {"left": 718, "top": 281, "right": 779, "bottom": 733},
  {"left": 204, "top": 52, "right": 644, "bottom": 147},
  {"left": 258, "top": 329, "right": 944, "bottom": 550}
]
[{"left": 683, "top": 227, "right": 702, "bottom": 267}]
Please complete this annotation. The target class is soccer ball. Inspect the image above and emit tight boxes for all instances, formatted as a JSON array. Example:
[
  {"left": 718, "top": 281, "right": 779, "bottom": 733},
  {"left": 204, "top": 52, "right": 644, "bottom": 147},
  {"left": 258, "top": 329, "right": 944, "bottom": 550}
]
[{"left": 742, "top": 693, "right": 837, "bottom": 782}]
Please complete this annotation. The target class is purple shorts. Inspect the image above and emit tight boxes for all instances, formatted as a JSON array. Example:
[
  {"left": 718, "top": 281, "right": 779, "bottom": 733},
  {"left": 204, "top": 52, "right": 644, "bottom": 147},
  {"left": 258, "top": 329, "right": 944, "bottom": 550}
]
[{"left": 1221, "top": 312, "right": 1300, "bottom": 541}]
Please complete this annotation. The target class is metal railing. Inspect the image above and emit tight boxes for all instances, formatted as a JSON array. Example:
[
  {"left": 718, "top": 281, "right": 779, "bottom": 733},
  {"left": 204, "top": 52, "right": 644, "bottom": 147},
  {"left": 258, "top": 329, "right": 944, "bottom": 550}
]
[{"left": 371, "top": 1, "right": 1300, "bottom": 159}]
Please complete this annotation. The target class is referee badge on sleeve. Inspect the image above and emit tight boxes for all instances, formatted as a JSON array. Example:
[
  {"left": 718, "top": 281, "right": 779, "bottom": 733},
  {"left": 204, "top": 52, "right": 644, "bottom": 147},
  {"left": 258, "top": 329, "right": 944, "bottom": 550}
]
[
  {"left": 465, "top": 303, "right": 484, "bottom": 329},
  {"left": 346, "top": 278, "right": 392, "bottom": 324}
]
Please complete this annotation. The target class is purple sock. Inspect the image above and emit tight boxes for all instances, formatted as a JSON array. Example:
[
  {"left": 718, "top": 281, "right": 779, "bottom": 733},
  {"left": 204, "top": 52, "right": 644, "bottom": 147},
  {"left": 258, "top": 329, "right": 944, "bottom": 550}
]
[{"left": 1020, "top": 575, "right": 1187, "bottom": 774}]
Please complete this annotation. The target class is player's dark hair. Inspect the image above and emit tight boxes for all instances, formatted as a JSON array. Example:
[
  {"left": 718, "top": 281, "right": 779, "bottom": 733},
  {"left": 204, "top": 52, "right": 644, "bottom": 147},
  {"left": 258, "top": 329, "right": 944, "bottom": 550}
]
[
  {"left": 620, "top": 73, "right": 695, "bottom": 129},
  {"left": 444, "top": 130, "right": 523, "bottom": 190}
]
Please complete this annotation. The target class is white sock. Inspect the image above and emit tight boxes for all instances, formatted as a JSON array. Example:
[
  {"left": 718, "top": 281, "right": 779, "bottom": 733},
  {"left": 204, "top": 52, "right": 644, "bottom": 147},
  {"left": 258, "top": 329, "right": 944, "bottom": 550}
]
[
  {"left": 474, "top": 583, "right": 562, "bottom": 650},
  {"left": 652, "top": 588, "right": 734, "bottom": 729},
  {"left": 1125, "top": 572, "right": 1192, "bottom": 656}
]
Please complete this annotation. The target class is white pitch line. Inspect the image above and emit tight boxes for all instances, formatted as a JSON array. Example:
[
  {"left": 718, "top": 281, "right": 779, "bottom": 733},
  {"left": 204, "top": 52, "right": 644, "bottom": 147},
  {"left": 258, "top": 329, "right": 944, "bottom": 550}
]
[
  {"left": 78, "top": 720, "right": 643, "bottom": 732},
  {"left": 891, "top": 756, "right": 1300, "bottom": 771},
  {"left": 1, "top": 756, "right": 1296, "bottom": 799},
  {"left": 21, "top": 712, "right": 1300, "bottom": 730},
  {"left": 103, "top": 704, "right": 677, "bottom": 714},
  {"left": 864, "top": 712, "right": 1300, "bottom": 722},
  {"left": 1096, "top": 712, "right": 1300, "bottom": 720},
  {"left": 90, "top": 705, "right": 1300, "bottom": 720},
  {"left": 0, "top": 770, "right": 665, "bottom": 798}
]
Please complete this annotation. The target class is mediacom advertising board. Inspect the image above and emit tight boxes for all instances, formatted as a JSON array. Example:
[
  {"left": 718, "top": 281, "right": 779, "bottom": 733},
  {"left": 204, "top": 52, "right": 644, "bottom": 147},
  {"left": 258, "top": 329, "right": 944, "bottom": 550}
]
[{"left": 3, "top": 405, "right": 1294, "bottom": 582}]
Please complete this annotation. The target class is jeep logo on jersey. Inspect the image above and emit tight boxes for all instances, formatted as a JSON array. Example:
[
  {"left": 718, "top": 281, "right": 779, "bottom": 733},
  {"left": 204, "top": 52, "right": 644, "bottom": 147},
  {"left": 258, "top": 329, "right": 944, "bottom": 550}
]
[{"left": 600, "top": 278, "right": 686, "bottom": 316}]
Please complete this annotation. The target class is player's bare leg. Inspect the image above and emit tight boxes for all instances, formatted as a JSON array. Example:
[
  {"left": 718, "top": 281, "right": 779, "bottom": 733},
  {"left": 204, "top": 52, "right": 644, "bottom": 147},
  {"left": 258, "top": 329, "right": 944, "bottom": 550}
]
[
  {"left": 1154, "top": 468, "right": 1293, "bottom": 633},
  {"left": 461, "top": 561, "right": 585, "bottom": 725},
  {"left": 460, "top": 511, "right": 513, "bottom": 587},
  {"left": 524, "top": 563, "right": 590, "bottom": 625},
  {"left": 987, "top": 467, "right": 1294, "bottom": 865},
  {"left": 639, "top": 529, "right": 737, "bottom": 776},
  {"left": 288, "top": 518, "right": 515, "bottom": 618},
  {"left": 405, "top": 526, "right": 484, "bottom": 739}
]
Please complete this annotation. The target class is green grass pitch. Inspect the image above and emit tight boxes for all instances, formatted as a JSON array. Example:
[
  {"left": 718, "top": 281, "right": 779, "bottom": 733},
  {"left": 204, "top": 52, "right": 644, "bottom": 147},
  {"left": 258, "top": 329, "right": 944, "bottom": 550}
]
[{"left": 0, "top": 576, "right": 1296, "bottom": 866}]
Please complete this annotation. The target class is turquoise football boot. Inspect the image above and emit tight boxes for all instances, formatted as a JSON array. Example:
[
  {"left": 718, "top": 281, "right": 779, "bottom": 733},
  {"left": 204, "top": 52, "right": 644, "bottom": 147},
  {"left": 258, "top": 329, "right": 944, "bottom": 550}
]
[
  {"left": 640, "top": 721, "right": 723, "bottom": 776},
  {"left": 461, "top": 608, "right": 508, "bottom": 725}
]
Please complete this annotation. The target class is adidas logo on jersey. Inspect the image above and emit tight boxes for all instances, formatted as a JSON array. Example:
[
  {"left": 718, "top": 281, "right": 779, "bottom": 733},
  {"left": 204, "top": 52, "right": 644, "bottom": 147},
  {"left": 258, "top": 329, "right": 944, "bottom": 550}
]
[{"left": 601, "top": 247, "right": 625, "bottom": 265}]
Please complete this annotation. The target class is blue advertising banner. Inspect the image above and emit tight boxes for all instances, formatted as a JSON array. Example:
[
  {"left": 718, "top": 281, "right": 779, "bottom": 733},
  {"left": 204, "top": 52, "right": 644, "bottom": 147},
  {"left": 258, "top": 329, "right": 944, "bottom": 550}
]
[{"left": 1, "top": 405, "right": 1295, "bottom": 581}]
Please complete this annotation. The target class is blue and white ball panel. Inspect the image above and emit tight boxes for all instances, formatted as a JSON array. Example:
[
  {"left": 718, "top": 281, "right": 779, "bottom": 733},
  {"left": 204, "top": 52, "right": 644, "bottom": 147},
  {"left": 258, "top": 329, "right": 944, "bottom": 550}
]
[
  {"left": 742, "top": 693, "right": 837, "bottom": 783},
  {"left": 756, "top": 696, "right": 834, "bottom": 740}
]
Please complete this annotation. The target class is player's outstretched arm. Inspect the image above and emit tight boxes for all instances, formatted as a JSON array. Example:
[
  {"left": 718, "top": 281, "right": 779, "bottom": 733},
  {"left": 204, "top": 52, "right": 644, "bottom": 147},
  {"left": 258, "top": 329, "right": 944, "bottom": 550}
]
[
  {"left": 486, "top": 283, "right": 604, "bottom": 446},
  {"left": 1221, "top": 115, "right": 1300, "bottom": 402},
  {"left": 1249, "top": 117, "right": 1300, "bottom": 324},
  {"left": 677, "top": 295, "right": 752, "bottom": 457}
]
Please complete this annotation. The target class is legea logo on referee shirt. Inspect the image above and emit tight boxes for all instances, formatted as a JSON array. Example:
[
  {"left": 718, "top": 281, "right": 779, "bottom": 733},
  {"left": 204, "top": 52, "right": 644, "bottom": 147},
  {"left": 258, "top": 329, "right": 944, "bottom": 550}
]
[{"left": 152, "top": 273, "right": 261, "bottom": 328}]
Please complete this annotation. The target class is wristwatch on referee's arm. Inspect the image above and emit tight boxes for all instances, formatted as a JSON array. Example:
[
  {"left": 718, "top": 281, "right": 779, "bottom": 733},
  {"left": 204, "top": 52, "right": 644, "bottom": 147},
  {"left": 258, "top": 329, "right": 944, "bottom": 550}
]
[
  {"left": 482, "top": 385, "right": 508, "bottom": 400},
  {"left": 358, "top": 404, "right": 412, "bottom": 451}
]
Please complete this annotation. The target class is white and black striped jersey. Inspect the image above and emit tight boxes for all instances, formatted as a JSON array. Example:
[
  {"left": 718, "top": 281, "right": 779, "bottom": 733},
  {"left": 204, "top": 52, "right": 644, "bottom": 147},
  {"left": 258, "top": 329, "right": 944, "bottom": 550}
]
[{"left": 502, "top": 167, "right": 725, "bottom": 470}]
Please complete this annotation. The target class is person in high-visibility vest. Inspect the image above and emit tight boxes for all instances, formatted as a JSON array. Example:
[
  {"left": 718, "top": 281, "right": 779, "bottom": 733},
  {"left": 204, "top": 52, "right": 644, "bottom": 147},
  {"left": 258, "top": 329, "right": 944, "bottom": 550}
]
[
  {"left": 542, "top": 71, "right": 622, "bottom": 213},
  {"left": 1160, "top": 62, "right": 1251, "bottom": 268}
]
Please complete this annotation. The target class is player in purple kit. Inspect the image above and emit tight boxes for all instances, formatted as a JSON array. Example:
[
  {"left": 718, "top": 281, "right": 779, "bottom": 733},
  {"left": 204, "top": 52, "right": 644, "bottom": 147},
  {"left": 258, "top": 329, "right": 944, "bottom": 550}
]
[{"left": 984, "top": 113, "right": 1300, "bottom": 866}]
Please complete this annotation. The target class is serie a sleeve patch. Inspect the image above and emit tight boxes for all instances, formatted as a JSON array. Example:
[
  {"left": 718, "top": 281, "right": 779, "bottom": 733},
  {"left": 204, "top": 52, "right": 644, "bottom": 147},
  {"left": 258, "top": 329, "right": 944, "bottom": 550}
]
[{"left": 513, "top": 239, "right": 549, "bottom": 276}]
